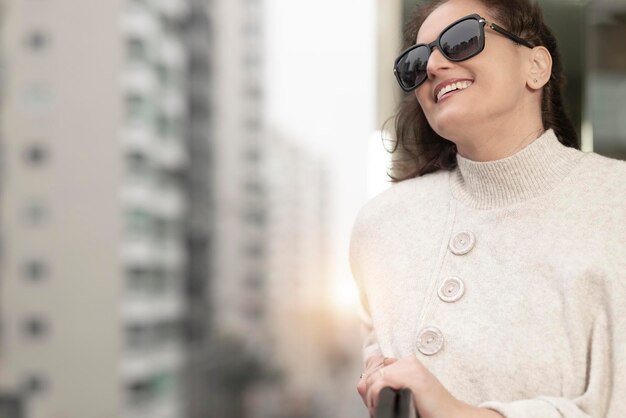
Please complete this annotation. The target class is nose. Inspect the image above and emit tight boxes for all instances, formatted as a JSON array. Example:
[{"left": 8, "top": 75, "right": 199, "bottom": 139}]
[{"left": 426, "top": 47, "right": 452, "bottom": 80}]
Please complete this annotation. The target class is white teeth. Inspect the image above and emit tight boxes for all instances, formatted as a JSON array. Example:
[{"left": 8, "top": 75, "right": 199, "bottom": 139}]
[{"left": 436, "top": 80, "right": 473, "bottom": 102}]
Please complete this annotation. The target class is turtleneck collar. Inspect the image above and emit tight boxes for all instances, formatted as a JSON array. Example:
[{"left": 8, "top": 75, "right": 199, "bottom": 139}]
[{"left": 449, "top": 129, "right": 584, "bottom": 209}]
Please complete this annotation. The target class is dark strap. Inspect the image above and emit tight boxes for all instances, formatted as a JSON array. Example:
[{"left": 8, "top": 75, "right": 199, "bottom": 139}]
[{"left": 374, "top": 387, "right": 418, "bottom": 418}]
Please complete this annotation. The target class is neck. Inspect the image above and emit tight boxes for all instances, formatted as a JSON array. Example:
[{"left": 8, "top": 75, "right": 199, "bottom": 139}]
[
  {"left": 450, "top": 129, "right": 584, "bottom": 209},
  {"left": 450, "top": 100, "right": 545, "bottom": 161},
  {"left": 456, "top": 125, "right": 545, "bottom": 162}
]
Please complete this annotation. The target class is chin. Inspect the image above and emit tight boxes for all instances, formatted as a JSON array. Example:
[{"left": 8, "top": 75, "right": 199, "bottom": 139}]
[{"left": 427, "top": 113, "right": 471, "bottom": 142}]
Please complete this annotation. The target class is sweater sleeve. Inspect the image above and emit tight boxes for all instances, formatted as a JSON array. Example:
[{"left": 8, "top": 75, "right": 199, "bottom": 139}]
[
  {"left": 356, "top": 289, "right": 382, "bottom": 365},
  {"left": 479, "top": 270, "right": 626, "bottom": 418},
  {"left": 349, "top": 207, "right": 383, "bottom": 365}
]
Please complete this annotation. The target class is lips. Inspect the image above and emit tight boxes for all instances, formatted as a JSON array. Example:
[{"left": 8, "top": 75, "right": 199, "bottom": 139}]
[{"left": 434, "top": 79, "right": 473, "bottom": 103}]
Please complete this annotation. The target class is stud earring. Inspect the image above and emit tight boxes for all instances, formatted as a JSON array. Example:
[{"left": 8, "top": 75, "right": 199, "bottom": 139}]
[{"left": 533, "top": 79, "right": 538, "bottom": 83}]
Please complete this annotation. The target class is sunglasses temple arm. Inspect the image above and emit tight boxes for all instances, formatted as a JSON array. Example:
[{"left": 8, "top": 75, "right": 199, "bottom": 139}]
[{"left": 489, "top": 23, "right": 534, "bottom": 49}]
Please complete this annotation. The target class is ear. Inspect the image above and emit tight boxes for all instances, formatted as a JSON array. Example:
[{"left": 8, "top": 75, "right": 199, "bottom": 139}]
[{"left": 526, "top": 46, "right": 552, "bottom": 90}]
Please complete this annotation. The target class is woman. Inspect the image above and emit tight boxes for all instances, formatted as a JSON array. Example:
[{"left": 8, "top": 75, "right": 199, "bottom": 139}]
[{"left": 350, "top": 0, "right": 626, "bottom": 417}]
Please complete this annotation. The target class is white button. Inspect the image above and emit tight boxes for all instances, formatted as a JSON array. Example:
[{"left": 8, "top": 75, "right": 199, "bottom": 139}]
[
  {"left": 416, "top": 326, "right": 444, "bottom": 356},
  {"left": 438, "top": 277, "right": 465, "bottom": 303},
  {"left": 449, "top": 231, "right": 476, "bottom": 255}
]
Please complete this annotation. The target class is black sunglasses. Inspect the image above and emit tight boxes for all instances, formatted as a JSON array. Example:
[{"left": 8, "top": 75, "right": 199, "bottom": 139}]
[{"left": 393, "top": 14, "right": 534, "bottom": 92}]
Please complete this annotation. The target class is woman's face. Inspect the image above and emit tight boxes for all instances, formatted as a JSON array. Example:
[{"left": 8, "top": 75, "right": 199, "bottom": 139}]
[{"left": 414, "top": 0, "right": 531, "bottom": 141}]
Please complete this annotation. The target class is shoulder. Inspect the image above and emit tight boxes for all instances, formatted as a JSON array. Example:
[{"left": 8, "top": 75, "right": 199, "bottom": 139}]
[
  {"left": 349, "top": 169, "right": 451, "bottom": 276},
  {"left": 563, "top": 152, "right": 626, "bottom": 241},
  {"left": 352, "top": 170, "right": 450, "bottom": 229},
  {"left": 570, "top": 152, "right": 626, "bottom": 201},
  {"left": 580, "top": 151, "right": 626, "bottom": 178}
]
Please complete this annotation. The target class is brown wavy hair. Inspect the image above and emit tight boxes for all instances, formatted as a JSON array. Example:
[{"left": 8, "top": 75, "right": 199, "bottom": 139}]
[{"left": 387, "top": 0, "right": 579, "bottom": 181}]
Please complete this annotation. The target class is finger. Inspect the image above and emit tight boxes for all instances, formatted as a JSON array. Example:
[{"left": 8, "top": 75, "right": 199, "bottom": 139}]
[
  {"left": 357, "top": 376, "right": 367, "bottom": 398},
  {"left": 364, "top": 363, "right": 393, "bottom": 410},
  {"left": 365, "top": 353, "right": 385, "bottom": 370},
  {"left": 361, "top": 360, "right": 385, "bottom": 392},
  {"left": 366, "top": 378, "right": 386, "bottom": 411},
  {"left": 358, "top": 368, "right": 378, "bottom": 403},
  {"left": 365, "top": 367, "right": 382, "bottom": 388},
  {"left": 366, "top": 368, "right": 391, "bottom": 410},
  {"left": 383, "top": 357, "right": 398, "bottom": 366}
]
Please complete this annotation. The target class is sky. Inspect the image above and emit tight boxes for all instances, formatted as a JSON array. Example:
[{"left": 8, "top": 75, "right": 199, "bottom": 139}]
[{"left": 264, "top": 0, "right": 381, "bottom": 310}]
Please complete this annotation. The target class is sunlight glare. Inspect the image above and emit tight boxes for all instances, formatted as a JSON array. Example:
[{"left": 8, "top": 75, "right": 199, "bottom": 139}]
[{"left": 331, "top": 277, "right": 360, "bottom": 312}]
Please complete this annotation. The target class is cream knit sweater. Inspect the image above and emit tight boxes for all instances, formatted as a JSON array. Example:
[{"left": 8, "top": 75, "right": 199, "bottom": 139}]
[{"left": 350, "top": 130, "right": 626, "bottom": 418}]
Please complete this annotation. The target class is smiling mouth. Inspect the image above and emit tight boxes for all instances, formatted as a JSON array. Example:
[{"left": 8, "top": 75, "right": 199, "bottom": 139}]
[{"left": 435, "top": 80, "right": 473, "bottom": 102}]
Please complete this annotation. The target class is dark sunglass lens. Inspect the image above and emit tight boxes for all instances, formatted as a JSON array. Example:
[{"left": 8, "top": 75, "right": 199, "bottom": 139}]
[
  {"left": 440, "top": 18, "right": 482, "bottom": 61},
  {"left": 395, "top": 45, "right": 429, "bottom": 90}
]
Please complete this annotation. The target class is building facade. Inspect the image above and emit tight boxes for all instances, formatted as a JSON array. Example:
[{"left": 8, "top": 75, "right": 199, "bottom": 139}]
[{"left": 0, "top": 0, "right": 189, "bottom": 417}]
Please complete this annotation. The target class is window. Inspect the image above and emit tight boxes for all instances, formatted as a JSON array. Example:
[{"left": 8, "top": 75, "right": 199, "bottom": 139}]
[
  {"left": 22, "top": 260, "right": 49, "bottom": 281},
  {"left": 127, "top": 37, "right": 149, "bottom": 64},
  {"left": 126, "top": 324, "right": 150, "bottom": 350},
  {"left": 125, "top": 372, "right": 178, "bottom": 408},
  {"left": 126, "top": 378, "right": 154, "bottom": 407},
  {"left": 156, "top": 64, "right": 181, "bottom": 89},
  {"left": 126, "top": 209, "right": 155, "bottom": 239},
  {"left": 126, "top": 267, "right": 168, "bottom": 295},
  {"left": 126, "top": 152, "right": 151, "bottom": 178},
  {"left": 155, "top": 321, "right": 180, "bottom": 345},
  {"left": 24, "top": 31, "right": 49, "bottom": 51},
  {"left": 23, "top": 143, "right": 48, "bottom": 166},
  {"left": 153, "top": 372, "right": 178, "bottom": 396},
  {"left": 125, "top": 93, "right": 154, "bottom": 125},
  {"left": 22, "top": 316, "right": 49, "bottom": 339},
  {"left": 127, "top": 267, "right": 150, "bottom": 294},
  {"left": 155, "top": 169, "right": 184, "bottom": 191},
  {"left": 156, "top": 114, "right": 182, "bottom": 139},
  {"left": 22, "top": 375, "right": 49, "bottom": 396}
]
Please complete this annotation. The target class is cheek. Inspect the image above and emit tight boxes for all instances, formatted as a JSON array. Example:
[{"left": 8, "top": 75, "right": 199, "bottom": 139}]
[
  {"left": 414, "top": 87, "right": 427, "bottom": 105},
  {"left": 480, "top": 49, "right": 527, "bottom": 91},
  {"left": 415, "top": 88, "right": 432, "bottom": 113},
  {"left": 483, "top": 69, "right": 527, "bottom": 104}
]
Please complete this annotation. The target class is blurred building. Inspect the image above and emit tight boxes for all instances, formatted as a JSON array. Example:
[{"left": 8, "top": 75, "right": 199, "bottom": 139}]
[
  {"left": 184, "top": 0, "right": 355, "bottom": 414},
  {"left": 0, "top": 0, "right": 357, "bottom": 417},
  {"left": 254, "top": 132, "right": 333, "bottom": 418},
  {"left": 0, "top": 0, "right": 189, "bottom": 417},
  {"left": 371, "top": 0, "right": 403, "bottom": 189},
  {"left": 184, "top": 0, "right": 272, "bottom": 416},
  {"left": 587, "top": 0, "right": 626, "bottom": 159},
  {"left": 207, "top": 0, "right": 271, "bottom": 350},
  {"left": 179, "top": 1, "right": 214, "bottom": 418},
  {"left": 377, "top": 0, "right": 403, "bottom": 130}
]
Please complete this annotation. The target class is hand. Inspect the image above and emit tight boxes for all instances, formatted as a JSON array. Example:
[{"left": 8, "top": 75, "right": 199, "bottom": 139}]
[
  {"left": 356, "top": 353, "right": 387, "bottom": 409},
  {"left": 357, "top": 355, "right": 504, "bottom": 418}
]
